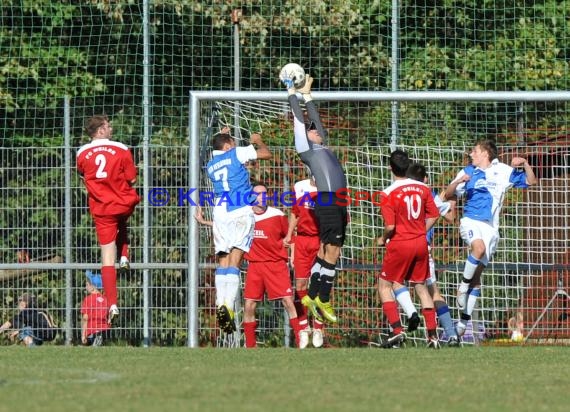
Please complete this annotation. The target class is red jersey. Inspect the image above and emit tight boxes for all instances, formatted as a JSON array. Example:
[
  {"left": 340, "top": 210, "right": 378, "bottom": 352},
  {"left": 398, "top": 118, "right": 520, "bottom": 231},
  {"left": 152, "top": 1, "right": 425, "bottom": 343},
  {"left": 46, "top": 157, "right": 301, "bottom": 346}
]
[
  {"left": 245, "top": 207, "right": 288, "bottom": 263},
  {"left": 380, "top": 178, "right": 439, "bottom": 241},
  {"left": 80, "top": 293, "right": 110, "bottom": 336},
  {"left": 292, "top": 179, "right": 319, "bottom": 236},
  {"left": 77, "top": 139, "right": 140, "bottom": 216}
]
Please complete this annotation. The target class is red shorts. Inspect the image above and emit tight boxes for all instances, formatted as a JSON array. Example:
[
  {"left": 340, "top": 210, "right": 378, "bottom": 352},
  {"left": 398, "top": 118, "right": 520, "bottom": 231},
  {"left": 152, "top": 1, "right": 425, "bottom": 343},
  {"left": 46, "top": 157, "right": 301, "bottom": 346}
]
[
  {"left": 292, "top": 235, "right": 320, "bottom": 280},
  {"left": 93, "top": 211, "right": 133, "bottom": 245},
  {"left": 244, "top": 260, "right": 293, "bottom": 301},
  {"left": 379, "top": 238, "right": 429, "bottom": 284}
]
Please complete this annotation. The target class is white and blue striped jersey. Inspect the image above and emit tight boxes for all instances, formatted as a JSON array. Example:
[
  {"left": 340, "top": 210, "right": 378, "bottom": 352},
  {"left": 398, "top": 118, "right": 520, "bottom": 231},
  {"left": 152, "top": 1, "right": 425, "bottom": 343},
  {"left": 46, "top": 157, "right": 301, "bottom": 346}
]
[
  {"left": 207, "top": 145, "right": 257, "bottom": 212},
  {"left": 452, "top": 159, "right": 528, "bottom": 229}
]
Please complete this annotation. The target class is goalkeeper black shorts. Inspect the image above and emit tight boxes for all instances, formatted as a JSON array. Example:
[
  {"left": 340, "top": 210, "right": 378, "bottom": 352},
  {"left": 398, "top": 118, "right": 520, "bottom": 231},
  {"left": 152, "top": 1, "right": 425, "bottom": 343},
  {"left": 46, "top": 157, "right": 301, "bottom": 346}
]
[{"left": 314, "top": 192, "right": 348, "bottom": 246}]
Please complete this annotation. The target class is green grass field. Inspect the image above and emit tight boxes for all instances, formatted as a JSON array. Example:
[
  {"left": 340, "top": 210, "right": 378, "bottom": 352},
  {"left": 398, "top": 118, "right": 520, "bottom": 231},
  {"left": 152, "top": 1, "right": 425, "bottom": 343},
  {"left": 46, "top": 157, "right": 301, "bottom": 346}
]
[{"left": 1, "top": 346, "right": 568, "bottom": 412}]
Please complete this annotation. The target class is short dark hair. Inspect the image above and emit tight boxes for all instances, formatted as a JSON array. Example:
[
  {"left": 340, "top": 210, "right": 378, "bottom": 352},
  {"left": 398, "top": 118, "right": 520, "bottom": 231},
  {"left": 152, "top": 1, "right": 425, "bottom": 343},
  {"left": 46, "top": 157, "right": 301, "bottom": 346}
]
[
  {"left": 18, "top": 293, "right": 36, "bottom": 308},
  {"left": 389, "top": 149, "right": 410, "bottom": 177},
  {"left": 250, "top": 181, "right": 266, "bottom": 190},
  {"left": 476, "top": 139, "right": 498, "bottom": 161},
  {"left": 84, "top": 115, "right": 109, "bottom": 138},
  {"left": 406, "top": 163, "right": 427, "bottom": 182},
  {"left": 212, "top": 133, "right": 234, "bottom": 150}
]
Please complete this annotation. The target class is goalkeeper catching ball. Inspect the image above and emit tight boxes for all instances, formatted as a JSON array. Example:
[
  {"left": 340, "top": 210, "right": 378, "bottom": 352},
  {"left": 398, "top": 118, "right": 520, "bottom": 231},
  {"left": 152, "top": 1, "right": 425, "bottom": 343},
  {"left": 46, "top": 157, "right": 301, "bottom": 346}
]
[{"left": 282, "top": 72, "right": 348, "bottom": 324}]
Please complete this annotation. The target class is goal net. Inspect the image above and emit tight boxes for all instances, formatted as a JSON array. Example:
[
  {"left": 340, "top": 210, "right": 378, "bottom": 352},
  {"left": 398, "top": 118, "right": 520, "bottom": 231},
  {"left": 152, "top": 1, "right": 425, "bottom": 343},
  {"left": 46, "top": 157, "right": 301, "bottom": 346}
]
[{"left": 191, "top": 91, "right": 570, "bottom": 347}]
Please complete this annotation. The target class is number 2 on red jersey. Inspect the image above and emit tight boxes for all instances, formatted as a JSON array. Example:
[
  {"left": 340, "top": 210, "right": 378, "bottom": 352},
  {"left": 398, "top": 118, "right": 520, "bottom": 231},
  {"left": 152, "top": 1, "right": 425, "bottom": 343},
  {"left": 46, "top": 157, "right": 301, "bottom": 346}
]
[{"left": 95, "top": 154, "right": 108, "bottom": 178}]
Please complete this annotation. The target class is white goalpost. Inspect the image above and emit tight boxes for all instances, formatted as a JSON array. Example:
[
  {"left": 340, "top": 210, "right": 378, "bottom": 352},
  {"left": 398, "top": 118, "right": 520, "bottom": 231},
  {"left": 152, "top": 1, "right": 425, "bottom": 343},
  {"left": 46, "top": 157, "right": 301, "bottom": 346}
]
[{"left": 189, "top": 91, "right": 570, "bottom": 348}]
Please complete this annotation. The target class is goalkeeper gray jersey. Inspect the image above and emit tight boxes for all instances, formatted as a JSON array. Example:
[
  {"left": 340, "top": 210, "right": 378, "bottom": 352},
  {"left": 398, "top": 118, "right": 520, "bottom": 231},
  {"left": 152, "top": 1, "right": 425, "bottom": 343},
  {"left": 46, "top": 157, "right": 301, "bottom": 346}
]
[{"left": 288, "top": 95, "right": 347, "bottom": 192}]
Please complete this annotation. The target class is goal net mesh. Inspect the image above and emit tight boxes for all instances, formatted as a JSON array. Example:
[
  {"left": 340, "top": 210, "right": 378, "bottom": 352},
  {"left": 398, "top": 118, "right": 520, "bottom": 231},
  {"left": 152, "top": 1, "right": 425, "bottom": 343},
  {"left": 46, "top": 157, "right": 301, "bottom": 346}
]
[{"left": 197, "top": 97, "right": 570, "bottom": 347}]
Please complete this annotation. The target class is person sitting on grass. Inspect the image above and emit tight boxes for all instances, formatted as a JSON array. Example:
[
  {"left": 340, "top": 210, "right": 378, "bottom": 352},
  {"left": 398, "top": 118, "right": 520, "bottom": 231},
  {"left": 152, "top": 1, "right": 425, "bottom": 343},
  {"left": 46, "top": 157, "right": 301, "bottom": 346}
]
[{"left": 0, "top": 292, "right": 57, "bottom": 347}]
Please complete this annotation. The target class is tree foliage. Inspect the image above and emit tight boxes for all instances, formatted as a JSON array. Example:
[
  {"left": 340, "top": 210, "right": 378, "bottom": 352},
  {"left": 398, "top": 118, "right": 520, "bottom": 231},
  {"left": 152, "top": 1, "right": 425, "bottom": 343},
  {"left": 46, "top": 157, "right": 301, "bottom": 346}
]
[{"left": 1, "top": 0, "right": 569, "bottom": 144}]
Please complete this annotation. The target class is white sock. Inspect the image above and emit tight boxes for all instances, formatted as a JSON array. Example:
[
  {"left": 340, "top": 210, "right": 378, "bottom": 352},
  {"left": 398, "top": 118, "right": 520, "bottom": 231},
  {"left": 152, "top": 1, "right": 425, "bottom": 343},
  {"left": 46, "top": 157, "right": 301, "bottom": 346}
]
[
  {"left": 394, "top": 287, "right": 416, "bottom": 317},
  {"left": 214, "top": 267, "right": 227, "bottom": 307},
  {"left": 458, "top": 282, "right": 470, "bottom": 293},
  {"left": 463, "top": 255, "right": 480, "bottom": 281},
  {"left": 225, "top": 276, "right": 240, "bottom": 311},
  {"left": 215, "top": 275, "right": 225, "bottom": 307},
  {"left": 456, "top": 320, "right": 467, "bottom": 337},
  {"left": 465, "top": 288, "right": 481, "bottom": 316},
  {"left": 224, "top": 267, "right": 241, "bottom": 311}
]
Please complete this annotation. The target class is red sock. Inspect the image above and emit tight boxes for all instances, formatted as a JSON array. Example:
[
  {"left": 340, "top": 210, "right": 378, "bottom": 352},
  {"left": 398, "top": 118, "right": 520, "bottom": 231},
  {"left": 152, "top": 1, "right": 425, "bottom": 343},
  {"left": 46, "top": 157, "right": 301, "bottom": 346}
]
[
  {"left": 422, "top": 308, "right": 438, "bottom": 337},
  {"left": 313, "top": 319, "right": 324, "bottom": 330},
  {"left": 298, "top": 317, "right": 309, "bottom": 330},
  {"left": 243, "top": 321, "right": 257, "bottom": 348},
  {"left": 294, "top": 289, "right": 308, "bottom": 321},
  {"left": 289, "top": 317, "right": 301, "bottom": 347},
  {"left": 116, "top": 225, "right": 129, "bottom": 260},
  {"left": 119, "top": 243, "right": 129, "bottom": 260},
  {"left": 382, "top": 301, "right": 403, "bottom": 334},
  {"left": 101, "top": 265, "right": 118, "bottom": 306}
]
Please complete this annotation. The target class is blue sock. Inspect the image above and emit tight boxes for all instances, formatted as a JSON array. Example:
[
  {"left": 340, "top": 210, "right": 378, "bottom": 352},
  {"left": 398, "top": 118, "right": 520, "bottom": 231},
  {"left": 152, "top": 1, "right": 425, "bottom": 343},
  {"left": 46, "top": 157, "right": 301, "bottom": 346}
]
[{"left": 436, "top": 303, "right": 456, "bottom": 338}]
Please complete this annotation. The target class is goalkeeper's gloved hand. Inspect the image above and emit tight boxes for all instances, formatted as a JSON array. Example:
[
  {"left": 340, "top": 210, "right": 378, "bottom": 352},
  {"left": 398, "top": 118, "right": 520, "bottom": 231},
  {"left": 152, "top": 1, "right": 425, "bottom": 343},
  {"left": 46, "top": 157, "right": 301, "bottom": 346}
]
[
  {"left": 298, "top": 75, "right": 313, "bottom": 101},
  {"left": 281, "top": 78, "right": 297, "bottom": 95}
]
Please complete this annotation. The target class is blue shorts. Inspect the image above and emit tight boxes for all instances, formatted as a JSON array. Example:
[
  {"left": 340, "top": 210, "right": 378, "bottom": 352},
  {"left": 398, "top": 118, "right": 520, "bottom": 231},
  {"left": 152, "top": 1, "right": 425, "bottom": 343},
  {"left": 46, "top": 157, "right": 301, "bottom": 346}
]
[{"left": 18, "top": 327, "right": 44, "bottom": 346}]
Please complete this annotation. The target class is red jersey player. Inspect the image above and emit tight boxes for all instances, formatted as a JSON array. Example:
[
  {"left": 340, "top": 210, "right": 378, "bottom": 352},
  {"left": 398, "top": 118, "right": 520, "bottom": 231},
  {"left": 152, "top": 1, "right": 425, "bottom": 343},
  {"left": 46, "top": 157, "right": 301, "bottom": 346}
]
[
  {"left": 284, "top": 177, "right": 324, "bottom": 348},
  {"left": 77, "top": 115, "right": 140, "bottom": 324},
  {"left": 242, "top": 184, "right": 303, "bottom": 348},
  {"left": 377, "top": 150, "right": 440, "bottom": 349},
  {"left": 81, "top": 271, "right": 111, "bottom": 346}
]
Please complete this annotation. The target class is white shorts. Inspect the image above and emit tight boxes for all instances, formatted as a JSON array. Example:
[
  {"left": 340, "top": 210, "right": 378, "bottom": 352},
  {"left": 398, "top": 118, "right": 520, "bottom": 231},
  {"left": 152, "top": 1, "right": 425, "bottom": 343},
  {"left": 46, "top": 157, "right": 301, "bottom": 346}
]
[
  {"left": 459, "top": 217, "right": 499, "bottom": 265},
  {"left": 212, "top": 205, "right": 255, "bottom": 255}
]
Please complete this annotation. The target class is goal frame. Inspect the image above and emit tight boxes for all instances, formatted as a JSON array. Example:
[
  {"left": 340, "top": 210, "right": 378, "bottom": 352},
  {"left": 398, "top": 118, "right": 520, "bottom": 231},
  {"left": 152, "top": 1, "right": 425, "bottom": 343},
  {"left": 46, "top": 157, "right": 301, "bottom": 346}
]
[{"left": 188, "top": 90, "right": 570, "bottom": 348}]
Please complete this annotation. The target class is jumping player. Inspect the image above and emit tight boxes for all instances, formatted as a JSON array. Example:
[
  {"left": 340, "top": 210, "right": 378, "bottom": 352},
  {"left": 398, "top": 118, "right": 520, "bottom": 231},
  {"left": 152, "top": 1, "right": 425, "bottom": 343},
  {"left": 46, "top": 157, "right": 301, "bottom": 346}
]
[
  {"left": 206, "top": 128, "right": 271, "bottom": 334},
  {"left": 443, "top": 139, "right": 537, "bottom": 337},
  {"left": 77, "top": 115, "right": 140, "bottom": 323},
  {"left": 282, "top": 74, "right": 348, "bottom": 324}
]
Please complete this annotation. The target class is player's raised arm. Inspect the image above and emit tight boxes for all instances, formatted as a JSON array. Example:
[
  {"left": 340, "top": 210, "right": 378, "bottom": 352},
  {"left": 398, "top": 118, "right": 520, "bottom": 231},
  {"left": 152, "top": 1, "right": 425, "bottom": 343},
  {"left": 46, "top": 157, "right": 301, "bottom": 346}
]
[
  {"left": 299, "top": 76, "right": 327, "bottom": 145},
  {"left": 282, "top": 68, "right": 312, "bottom": 154},
  {"left": 443, "top": 171, "right": 470, "bottom": 200},
  {"left": 511, "top": 156, "right": 538, "bottom": 186},
  {"left": 287, "top": 92, "right": 311, "bottom": 154},
  {"left": 249, "top": 133, "right": 272, "bottom": 160}
]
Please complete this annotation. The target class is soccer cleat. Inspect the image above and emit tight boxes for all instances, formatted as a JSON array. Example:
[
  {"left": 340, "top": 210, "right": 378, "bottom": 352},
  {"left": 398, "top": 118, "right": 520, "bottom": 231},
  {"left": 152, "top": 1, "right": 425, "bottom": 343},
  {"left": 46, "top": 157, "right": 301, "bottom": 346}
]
[
  {"left": 455, "top": 321, "right": 467, "bottom": 337},
  {"left": 92, "top": 334, "right": 103, "bottom": 347},
  {"left": 427, "top": 337, "right": 441, "bottom": 349},
  {"left": 216, "top": 304, "right": 236, "bottom": 334},
  {"left": 226, "top": 305, "right": 237, "bottom": 333},
  {"left": 119, "top": 259, "right": 130, "bottom": 275},
  {"left": 382, "top": 331, "right": 406, "bottom": 349},
  {"left": 299, "top": 328, "right": 310, "bottom": 349},
  {"left": 456, "top": 289, "right": 467, "bottom": 310},
  {"left": 447, "top": 336, "right": 462, "bottom": 347},
  {"left": 108, "top": 304, "right": 119, "bottom": 324},
  {"left": 301, "top": 296, "right": 324, "bottom": 323},
  {"left": 408, "top": 312, "right": 420, "bottom": 332},
  {"left": 314, "top": 296, "right": 337, "bottom": 323},
  {"left": 312, "top": 328, "right": 324, "bottom": 348}
]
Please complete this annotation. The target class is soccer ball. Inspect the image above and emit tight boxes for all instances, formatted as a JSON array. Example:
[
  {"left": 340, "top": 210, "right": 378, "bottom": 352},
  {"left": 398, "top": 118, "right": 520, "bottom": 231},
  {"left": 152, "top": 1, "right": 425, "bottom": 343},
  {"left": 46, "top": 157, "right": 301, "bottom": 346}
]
[
  {"left": 279, "top": 63, "right": 306, "bottom": 88},
  {"left": 510, "top": 330, "right": 524, "bottom": 342}
]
